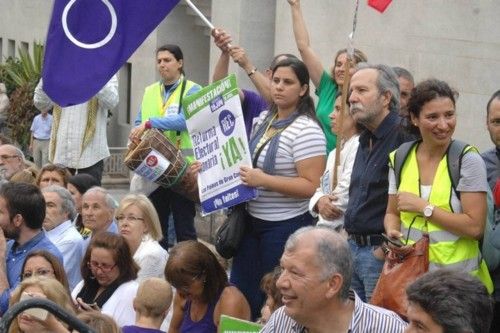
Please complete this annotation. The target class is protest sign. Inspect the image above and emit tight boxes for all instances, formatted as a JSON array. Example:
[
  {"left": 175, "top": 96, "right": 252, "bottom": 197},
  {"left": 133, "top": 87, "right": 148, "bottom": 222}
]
[
  {"left": 219, "top": 315, "right": 262, "bottom": 333},
  {"left": 183, "top": 74, "right": 257, "bottom": 214}
]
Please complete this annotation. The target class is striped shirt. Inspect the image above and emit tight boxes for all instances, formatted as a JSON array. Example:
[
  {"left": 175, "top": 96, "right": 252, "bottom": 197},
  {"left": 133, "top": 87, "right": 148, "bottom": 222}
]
[
  {"left": 248, "top": 111, "right": 326, "bottom": 221},
  {"left": 260, "top": 290, "right": 407, "bottom": 333}
]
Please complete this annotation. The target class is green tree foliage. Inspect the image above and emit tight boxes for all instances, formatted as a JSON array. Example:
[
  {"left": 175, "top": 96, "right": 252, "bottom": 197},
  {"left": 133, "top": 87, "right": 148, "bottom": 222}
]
[{"left": 0, "top": 42, "right": 44, "bottom": 149}]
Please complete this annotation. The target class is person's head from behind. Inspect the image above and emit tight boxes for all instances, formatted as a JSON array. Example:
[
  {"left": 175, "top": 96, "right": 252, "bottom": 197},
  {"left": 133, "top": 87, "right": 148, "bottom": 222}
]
[
  {"left": 260, "top": 266, "right": 283, "bottom": 323},
  {"left": 165, "top": 240, "right": 228, "bottom": 303},
  {"left": 81, "top": 232, "right": 138, "bottom": 288},
  {"left": 271, "top": 58, "right": 316, "bottom": 120},
  {"left": 67, "top": 173, "right": 99, "bottom": 214},
  {"left": 405, "top": 269, "right": 493, "bottom": 333},
  {"left": 156, "top": 44, "right": 184, "bottom": 84},
  {"left": 21, "top": 250, "right": 70, "bottom": 293},
  {"left": 265, "top": 53, "right": 298, "bottom": 79},
  {"left": 41, "top": 185, "right": 76, "bottom": 232},
  {"left": 116, "top": 193, "right": 163, "bottom": 250},
  {"left": 0, "top": 182, "right": 45, "bottom": 240},
  {"left": 486, "top": 90, "right": 500, "bottom": 148},
  {"left": 10, "top": 167, "right": 38, "bottom": 186},
  {"left": 349, "top": 63, "right": 400, "bottom": 131},
  {"left": 0, "top": 144, "right": 25, "bottom": 180},
  {"left": 331, "top": 48, "right": 367, "bottom": 87},
  {"left": 393, "top": 66, "right": 415, "bottom": 116},
  {"left": 276, "top": 226, "right": 353, "bottom": 326},
  {"left": 9, "top": 276, "right": 74, "bottom": 333},
  {"left": 74, "top": 312, "right": 120, "bottom": 333},
  {"left": 407, "top": 79, "right": 457, "bottom": 146},
  {"left": 133, "top": 277, "right": 173, "bottom": 323},
  {"left": 36, "top": 164, "right": 71, "bottom": 189},
  {"left": 81, "top": 186, "right": 116, "bottom": 234}
]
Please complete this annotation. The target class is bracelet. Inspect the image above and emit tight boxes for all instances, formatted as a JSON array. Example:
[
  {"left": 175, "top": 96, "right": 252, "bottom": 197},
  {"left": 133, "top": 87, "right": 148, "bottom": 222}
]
[{"left": 247, "top": 67, "right": 257, "bottom": 77}]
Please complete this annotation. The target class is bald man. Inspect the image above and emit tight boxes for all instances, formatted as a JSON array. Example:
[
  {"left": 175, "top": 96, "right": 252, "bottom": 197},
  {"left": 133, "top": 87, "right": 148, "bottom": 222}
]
[{"left": 0, "top": 144, "right": 26, "bottom": 181}]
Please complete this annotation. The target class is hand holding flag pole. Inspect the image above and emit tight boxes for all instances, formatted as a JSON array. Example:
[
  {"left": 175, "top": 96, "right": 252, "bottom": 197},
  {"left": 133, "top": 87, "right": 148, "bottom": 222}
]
[
  {"left": 184, "top": 0, "right": 232, "bottom": 50},
  {"left": 332, "top": 0, "right": 360, "bottom": 189}
]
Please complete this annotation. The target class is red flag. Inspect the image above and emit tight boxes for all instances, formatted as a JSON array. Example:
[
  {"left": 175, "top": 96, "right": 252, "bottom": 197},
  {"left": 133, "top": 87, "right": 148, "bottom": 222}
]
[{"left": 368, "top": 0, "right": 392, "bottom": 13}]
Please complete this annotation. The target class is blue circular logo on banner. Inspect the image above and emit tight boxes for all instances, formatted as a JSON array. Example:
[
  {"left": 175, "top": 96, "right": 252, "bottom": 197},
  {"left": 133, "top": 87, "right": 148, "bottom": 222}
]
[{"left": 219, "top": 110, "right": 236, "bottom": 136}]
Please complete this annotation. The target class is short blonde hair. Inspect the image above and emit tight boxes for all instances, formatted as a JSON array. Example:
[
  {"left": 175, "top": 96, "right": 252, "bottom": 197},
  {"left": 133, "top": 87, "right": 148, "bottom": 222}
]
[
  {"left": 77, "top": 312, "right": 120, "bottom": 333},
  {"left": 116, "top": 194, "right": 163, "bottom": 241},
  {"left": 9, "top": 277, "right": 74, "bottom": 333},
  {"left": 134, "top": 277, "right": 173, "bottom": 318}
]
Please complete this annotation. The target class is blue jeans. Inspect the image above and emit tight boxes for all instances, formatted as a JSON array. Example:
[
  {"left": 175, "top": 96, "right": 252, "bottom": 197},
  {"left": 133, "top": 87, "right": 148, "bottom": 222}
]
[
  {"left": 148, "top": 186, "right": 197, "bottom": 249},
  {"left": 230, "top": 211, "right": 313, "bottom": 320},
  {"left": 348, "top": 239, "right": 385, "bottom": 302}
]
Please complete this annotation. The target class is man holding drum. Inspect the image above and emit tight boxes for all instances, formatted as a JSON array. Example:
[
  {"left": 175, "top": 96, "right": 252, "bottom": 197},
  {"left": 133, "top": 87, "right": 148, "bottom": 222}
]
[{"left": 129, "top": 44, "right": 201, "bottom": 248}]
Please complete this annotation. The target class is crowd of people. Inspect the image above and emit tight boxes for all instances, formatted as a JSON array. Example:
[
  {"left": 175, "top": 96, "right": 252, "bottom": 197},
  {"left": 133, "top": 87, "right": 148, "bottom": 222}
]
[{"left": 0, "top": 1, "right": 498, "bottom": 331}]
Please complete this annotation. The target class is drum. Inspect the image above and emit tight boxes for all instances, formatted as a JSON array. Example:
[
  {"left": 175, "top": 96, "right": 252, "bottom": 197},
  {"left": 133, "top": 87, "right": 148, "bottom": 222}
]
[{"left": 124, "top": 129, "right": 199, "bottom": 202}]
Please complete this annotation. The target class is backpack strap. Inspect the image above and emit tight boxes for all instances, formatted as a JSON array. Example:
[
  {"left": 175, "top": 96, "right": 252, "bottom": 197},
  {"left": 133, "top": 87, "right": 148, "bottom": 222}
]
[
  {"left": 446, "top": 139, "right": 471, "bottom": 198},
  {"left": 394, "top": 140, "right": 418, "bottom": 189}
]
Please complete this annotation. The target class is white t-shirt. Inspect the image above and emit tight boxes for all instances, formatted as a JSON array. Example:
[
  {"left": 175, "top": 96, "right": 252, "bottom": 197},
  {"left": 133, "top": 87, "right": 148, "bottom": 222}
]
[
  {"left": 72, "top": 280, "right": 138, "bottom": 327},
  {"left": 248, "top": 112, "right": 326, "bottom": 221}
]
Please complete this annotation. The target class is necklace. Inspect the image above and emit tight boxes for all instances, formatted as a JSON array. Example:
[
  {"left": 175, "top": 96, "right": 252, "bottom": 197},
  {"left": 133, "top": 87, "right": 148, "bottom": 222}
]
[{"left": 256, "top": 113, "right": 278, "bottom": 150}]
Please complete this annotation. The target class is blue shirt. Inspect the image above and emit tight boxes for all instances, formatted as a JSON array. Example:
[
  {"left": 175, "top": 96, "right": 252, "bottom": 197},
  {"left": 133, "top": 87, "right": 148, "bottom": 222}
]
[
  {"left": 134, "top": 78, "right": 201, "bottom": 131},
  {"left": 82, "top": 220, "right": 119, "bottom": 253},
  {"left": 344, "top": 112, "right": 411, "bottom": 235},
  {"left": 0, "top": 231, "right": 63, "bottom": 314},
  {"left": 45, "top": 220, "right": 84, "bottom": 290},
  {"left": 30, "top": 113, "right": 53, "bottom": 140}
]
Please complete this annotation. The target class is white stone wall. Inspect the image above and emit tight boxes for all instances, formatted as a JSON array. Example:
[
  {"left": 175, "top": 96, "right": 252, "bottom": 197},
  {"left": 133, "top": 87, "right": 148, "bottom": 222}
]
[
  {"left": 1, "top": 0, "right": 499, "bottom": 151},
  {"left": 273, "top": 0, "right": 500, "bottom": 151}
]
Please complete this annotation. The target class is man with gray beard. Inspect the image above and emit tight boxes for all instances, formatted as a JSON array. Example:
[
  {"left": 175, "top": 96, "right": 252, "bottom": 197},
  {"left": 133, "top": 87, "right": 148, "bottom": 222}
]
[{"left": 343, "top": 64, "right": 411, "bottom": 302}]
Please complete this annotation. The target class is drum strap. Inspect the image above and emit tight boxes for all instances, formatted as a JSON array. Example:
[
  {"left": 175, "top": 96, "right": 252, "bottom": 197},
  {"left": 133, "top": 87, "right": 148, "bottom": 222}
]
[{"left": 175, "top": 79, "right": 188, "bottom": 149}]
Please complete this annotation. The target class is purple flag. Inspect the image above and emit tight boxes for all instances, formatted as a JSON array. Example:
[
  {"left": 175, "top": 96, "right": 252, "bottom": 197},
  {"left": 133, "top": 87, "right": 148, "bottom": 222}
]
[{"left": 43, "top": 0, "right": 181, "bottom": 106}]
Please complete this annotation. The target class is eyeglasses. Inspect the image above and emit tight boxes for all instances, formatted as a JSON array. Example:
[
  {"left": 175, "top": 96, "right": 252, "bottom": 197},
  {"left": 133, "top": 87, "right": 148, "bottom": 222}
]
[
  {"left": 22, "top": 268, "right": 54, "bottom": 280},
  {"left": 115, "top": 215, "right": 144, "bottom": 223},
  {"left": 0, "top": 155, "right": 20, "bottom": 162},
  {"left": 87, "top": 261, "right": 116, "bottom": 273}
]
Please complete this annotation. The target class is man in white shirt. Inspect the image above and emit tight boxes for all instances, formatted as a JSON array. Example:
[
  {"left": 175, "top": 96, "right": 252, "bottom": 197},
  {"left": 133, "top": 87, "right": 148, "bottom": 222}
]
[
  {"left": 262, "top": 226, "right": 407, "bottom": 333},
  {"left": 33, "top": 76, "right": 119, "bottom": 183},
  {"left": 81, "top": 186, "right": 118, "bottom": 251},
  {"left": 29, "top": 108, "right": 53, "bottom": 168},
  {"left": 42, "top": 185, "right": 84, "bottom": 289}
]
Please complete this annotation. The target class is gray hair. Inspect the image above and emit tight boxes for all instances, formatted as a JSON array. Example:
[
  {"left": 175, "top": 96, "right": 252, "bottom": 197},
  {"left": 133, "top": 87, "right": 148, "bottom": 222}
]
[
  {"left": 392, "top": 66, "right": 415, "bottom": 85},
  {"left": 357, "top": 63, "right": 400, "bottom": 114},
  {"left": 284, "top": 226, "right": 353, "bottom": 300},
  {"left": 2, "top": 144, "right": 26, "bottom": 161},
  {"left": 42, "top": 185, "right": 76, "bottom": 220},
  {"left": 406, "top": 269, "right": 493, "bottom": 333},
  {"left": 83, "top": 186, "right": 118, "bottom": 210}
]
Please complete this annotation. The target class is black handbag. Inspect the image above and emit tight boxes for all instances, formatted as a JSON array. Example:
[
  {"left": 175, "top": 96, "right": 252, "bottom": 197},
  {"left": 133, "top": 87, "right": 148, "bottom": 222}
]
[
  {"left": 215, "top": 127, "right": 277, "bottom": 259},
  {"left": 215, "top": 203, "right": 249, "bottom": 259}
]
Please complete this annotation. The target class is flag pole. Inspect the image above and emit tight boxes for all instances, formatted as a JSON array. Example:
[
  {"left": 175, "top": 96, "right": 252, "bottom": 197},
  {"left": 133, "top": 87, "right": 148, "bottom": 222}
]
[
  {"left": 332, "top": 0, "right": 359, "bottom": 189},
  {"left": 184, "top": 0, "right": 214, "bottom": 29}
]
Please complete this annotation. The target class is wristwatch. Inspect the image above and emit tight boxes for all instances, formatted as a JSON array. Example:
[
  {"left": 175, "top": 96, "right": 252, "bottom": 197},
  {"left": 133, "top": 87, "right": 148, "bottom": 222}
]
[{"left": 423, "top": 204, "right": 435, "bottom": 218}]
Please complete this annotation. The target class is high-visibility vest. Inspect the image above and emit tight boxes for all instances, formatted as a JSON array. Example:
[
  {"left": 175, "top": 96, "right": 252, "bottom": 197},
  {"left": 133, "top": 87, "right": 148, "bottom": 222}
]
[
  {"left": 389, "top": 143, "right": 493, "bottom": 292},
  {"left": 141, "top": 79, "right": 198, "bottom": 163}
]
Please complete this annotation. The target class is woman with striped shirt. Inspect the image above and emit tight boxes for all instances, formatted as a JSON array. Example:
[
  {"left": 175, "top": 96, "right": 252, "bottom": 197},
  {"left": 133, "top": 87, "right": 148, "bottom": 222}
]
[{"left": 233, "top": 58, "right": 326, "bottom": 319}]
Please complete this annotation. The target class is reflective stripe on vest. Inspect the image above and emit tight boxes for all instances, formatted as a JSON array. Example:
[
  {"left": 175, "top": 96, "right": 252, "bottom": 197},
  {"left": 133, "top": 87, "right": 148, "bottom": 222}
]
[
  {"left": 141, "top": 79, "right": 197, "bottom": 162},
  {"left": 389, "top": 144, "right": 493, "bottom": 292}
]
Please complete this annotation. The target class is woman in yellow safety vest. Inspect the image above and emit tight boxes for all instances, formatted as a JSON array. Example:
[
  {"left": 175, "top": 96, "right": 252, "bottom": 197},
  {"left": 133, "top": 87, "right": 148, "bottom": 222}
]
[{"left": 384, "top": 79, "right": 492, "bottom": 292}]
